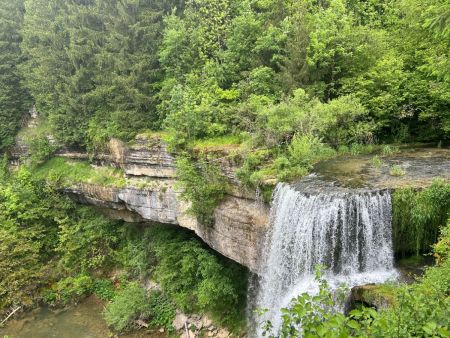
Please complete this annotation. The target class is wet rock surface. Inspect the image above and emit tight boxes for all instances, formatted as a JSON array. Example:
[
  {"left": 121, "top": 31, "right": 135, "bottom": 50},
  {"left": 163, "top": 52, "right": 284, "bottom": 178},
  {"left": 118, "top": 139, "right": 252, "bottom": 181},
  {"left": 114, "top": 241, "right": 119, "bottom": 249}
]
[{"left": 313, "top": 147, "right": 450, "bottom": 189}]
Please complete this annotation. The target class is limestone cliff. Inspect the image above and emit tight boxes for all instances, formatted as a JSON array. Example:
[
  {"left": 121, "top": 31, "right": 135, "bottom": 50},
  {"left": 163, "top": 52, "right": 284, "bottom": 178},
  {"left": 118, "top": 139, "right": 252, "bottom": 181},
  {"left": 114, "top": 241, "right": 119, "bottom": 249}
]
[{"left": 61, "top": 136, "right": 269, "bottom": 272}]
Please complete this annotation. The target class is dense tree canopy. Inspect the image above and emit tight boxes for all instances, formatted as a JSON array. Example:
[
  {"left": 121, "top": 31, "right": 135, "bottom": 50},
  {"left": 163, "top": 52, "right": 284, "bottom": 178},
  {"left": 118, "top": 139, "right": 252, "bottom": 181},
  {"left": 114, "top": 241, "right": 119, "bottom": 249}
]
[
  {"left": 0, "top": 0, "right": 30, "bottom": 150},
  {"left": 0, "top": 0, "right": 445, "bottom": 151}
]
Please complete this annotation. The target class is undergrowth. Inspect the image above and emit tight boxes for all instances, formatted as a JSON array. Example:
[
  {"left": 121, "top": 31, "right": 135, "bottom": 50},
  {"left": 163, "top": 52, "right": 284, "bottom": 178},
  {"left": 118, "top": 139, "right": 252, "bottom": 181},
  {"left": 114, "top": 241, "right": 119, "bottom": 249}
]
[
  {"left": 33, "top": 157, "right": 126, "bottom": 188},
  {"left": 392, "top": 180, "right": 450, "bottom": 257}
]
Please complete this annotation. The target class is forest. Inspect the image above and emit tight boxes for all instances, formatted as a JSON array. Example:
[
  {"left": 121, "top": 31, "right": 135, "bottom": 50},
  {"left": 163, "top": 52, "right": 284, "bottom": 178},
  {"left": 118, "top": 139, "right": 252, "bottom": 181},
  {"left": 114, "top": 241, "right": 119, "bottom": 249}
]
[{"left": 0, "top": 0, "right": 449, "bottom": 337}]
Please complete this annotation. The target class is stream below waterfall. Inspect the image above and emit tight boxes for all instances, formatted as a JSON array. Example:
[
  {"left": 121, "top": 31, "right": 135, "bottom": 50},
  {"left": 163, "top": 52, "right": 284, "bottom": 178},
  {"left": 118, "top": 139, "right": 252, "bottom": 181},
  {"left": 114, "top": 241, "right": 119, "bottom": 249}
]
[
  {"left": 0, "top": 296, "right": 166, "bottom": 338},
  {"left": 252, "top": 181, "right": 399, "bottom": 336}
]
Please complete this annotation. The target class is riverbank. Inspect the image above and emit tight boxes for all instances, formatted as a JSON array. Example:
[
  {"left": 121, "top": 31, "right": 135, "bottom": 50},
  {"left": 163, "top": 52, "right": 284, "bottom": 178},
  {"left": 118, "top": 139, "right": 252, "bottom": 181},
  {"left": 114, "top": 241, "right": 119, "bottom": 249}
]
[{"left": 0, "top": 296, "right": 167, "bottom": 338}]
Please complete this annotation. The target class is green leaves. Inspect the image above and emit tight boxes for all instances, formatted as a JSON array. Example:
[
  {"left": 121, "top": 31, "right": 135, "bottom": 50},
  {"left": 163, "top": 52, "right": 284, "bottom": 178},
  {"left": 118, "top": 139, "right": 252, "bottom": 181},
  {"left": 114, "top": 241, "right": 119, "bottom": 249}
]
[
  {"left": 266, "top": 209, "right": 450, "bottom": 338},
  {"left": 176, "top": 155, "right": 228, "bottom": 226},
  {"left": 0, "top": 0, "right": 30, "bottom": 150},
  {"left": 150, "top": 225, "right": 248, "bottom": 328}
]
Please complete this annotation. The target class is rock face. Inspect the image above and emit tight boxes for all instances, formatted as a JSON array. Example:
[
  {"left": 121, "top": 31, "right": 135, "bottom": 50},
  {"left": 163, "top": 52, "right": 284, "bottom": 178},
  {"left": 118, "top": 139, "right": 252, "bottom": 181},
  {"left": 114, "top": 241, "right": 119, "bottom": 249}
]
[
  {"left": 62, "top": 137, "right": 269, "bottom": 272},
  {"left": 346, "top": 284, "right": 397, "bottom": 312}
]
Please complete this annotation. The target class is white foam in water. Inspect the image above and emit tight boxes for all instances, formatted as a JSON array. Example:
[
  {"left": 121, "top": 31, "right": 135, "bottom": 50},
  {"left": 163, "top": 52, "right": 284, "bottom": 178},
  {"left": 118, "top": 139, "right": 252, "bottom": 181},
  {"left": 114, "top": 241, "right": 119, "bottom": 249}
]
[{"left": 254, "top": 183, "right": 398, "bottom": 336}]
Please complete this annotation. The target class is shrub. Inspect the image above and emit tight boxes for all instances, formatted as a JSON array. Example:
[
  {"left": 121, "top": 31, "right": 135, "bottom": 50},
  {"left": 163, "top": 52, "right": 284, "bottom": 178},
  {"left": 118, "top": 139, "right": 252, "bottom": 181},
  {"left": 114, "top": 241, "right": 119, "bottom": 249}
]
[
  {"left": 56, "top": 207, "right": 121, "bottom": 274},
  {"left": 44, "top": 275, "right": 93, "bottom": 306},
  {"left": 148, "top": 291, "right": 176, "bottom": 332},
  {"left": 389, "top": 164, "right": 406, "bottom": 176},
  {"left": 236, "top": 149, "right": 272, "bottom": 187},
  {"left": 176, "top": 156, "right": 228, "bottom": 226},
  {"left": 150, "top": 225, "right": 248, "bottom": 328},
  {"left": 288, "top": 134, "right": 336, "bottom": 169},
  {"left": 315, "top": 95, "right": 375, "bottom": 146},
  {"left": 371, "top": 155, "right": 383, "bottom": 168},
  {"left": 434, "top": 219, "right": 450, "bottom": 263},
  {"left": 25, "top": 134, "right": 58, "bottom": 167},
  {"left": 392, "top": 180, "right": 450, "bottom": 257},
  {"left": 103, "top": 282, "right": 151, "bottom": 333},
  {"left": 92, "top": 279, "right": 115, "bottom": 301},
  {"left": 382, "top": 145, "right": 400, "bottom": 156}
]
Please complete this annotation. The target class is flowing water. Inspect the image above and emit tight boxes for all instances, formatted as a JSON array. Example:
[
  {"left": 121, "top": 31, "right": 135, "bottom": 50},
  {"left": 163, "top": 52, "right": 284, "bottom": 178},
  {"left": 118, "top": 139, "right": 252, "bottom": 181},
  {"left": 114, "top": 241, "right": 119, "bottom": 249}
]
[
  {"left": 0, "top": 296, "right": 166, "bottom": 338},
  {"left": 254, "top": 182, "right": 399, "bottom": 336}
]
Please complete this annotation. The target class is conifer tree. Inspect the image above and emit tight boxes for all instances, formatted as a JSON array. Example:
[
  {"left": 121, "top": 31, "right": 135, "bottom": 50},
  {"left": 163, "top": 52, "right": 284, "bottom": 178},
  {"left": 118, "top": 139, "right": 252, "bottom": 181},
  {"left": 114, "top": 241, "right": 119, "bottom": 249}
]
[{"left": 0, "top": 0, "right": 30, "bottom": 149}]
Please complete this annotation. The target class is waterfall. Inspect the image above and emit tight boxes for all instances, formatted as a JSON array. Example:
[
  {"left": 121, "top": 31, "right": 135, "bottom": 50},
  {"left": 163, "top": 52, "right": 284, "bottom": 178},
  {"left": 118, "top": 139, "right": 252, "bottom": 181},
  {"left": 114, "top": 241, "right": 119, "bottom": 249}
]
[{"left": 254, "top": 183, "right": 398, "bottom": 336}]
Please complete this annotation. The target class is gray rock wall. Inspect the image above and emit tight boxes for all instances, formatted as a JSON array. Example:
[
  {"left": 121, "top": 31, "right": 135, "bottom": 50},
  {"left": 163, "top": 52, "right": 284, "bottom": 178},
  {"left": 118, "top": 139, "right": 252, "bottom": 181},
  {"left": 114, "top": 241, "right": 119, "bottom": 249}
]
[{"left": 61, "top": 137, "right": 269, "bottom": 272}]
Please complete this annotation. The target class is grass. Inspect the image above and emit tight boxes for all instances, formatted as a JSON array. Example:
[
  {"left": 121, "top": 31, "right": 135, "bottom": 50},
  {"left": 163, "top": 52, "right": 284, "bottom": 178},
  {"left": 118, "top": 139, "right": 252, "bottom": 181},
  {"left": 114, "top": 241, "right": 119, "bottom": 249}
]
[
  {"left": 390, "top": 164, "right": 406, "bottom": 176},
  {"left": 33, "top": 157, "right": 126, "bottom": 187},
  {"left": 371, "top": 155, "right": 384, "bottom": 169},
  {"left": 16, "top": 117, "right": 52, "bottom": 140},
  {"left": 188, "top": 135, "right": 243, "bottom": 151},
  {"left": 361, "top": 283, "right": 399, "bottom": 307},
  {"left": 127, "top": 130, "right": 169, "bottom": 147},
  {"left": 382, "top": 145, "right": 401, "bottom": 156}
]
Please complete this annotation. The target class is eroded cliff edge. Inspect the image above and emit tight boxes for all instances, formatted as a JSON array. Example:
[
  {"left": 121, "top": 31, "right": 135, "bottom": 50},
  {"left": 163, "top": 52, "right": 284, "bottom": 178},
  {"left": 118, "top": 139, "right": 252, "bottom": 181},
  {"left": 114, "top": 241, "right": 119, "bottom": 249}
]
[
  {"left": 7, "top": 127, "right": 450, "bottom": 273},
  {"left": 56, "top": 136, "right": 270, "bottom": 273}
]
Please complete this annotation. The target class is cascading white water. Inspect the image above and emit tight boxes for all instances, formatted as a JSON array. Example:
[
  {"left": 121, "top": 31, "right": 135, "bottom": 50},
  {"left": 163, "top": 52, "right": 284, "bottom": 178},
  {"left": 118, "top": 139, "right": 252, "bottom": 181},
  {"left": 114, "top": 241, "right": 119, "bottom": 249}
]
[{"left": 254, "top": 183, "right": 398, "bottom": 336}]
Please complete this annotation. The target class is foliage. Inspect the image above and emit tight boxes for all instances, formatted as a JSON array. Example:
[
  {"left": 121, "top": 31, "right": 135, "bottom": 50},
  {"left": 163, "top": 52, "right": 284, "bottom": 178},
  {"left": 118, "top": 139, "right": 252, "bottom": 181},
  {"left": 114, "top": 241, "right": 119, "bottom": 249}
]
[
  {"left": 43, "top": 275, "right": 93, "bottom": 306},
  {"left": 176, "top": 155, "right": 228, "bottom": 226},
  {"left": 147, "top": 291, "right": 177, "bottom": 333},
  {"left": 92, "top": 279, "right": 115, "bottom": 301},
  {"left": 434, "top": 219, "right": 450, "bottom": 263},
  {"left": 263, "top": 226, "right": 450, "bottom": 338},
  {"left": 55, "top": 207, "right": 121, "bottom": 275},
  {"left": 113, "top": 225, "right": 155, "bottom": 280},
  {"left": 20, "top": 0, "right": 178, "bottom": 149},
  {"left": 23, "top": 130, "right": 58, "bottom": 168},
  {"left": 392, "top": 180, "right": 450, "bottom": 257},
  {"left": 0, "top": 0, "right": 30, "bottom": 150},
  {"left": 32, "top": 157, "right": 125, "bottom": 188},
  {"left": 0, "top": 167, "right": 124, "bottom": 311},
  {"left": 0, "top": 167, "right": 72, "bottom": 308},
  {"left": 389, "top": 165, "right": 406, "bottom": 177},
  {"left": 103, "top": 281, "right": 176, "bottom": 333},
  {"left": 150, "top": 225, "right": 248, "bottom": 328},
  {"left": 371, "top": 155, "right": 383, "bottom": 169},
  {"left": 0, "top": 220, "right": 43, "bottom": 308},
  {"left": 103, "top": 282, "right": 152, "bottom": 333}
]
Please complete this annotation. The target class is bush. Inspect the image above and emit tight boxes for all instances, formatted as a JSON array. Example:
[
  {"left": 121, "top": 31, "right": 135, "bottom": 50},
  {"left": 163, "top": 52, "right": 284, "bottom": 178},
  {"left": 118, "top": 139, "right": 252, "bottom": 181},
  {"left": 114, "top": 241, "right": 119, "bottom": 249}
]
[
  {"left": 288, "top": 134, "right": 336, "bottom": 169},
  {"left": 103, "top": 282, "right": 151, "bottom": 333},
  {"left": 56, "top": 207, "right": 121, "bottom": 275},
  {"left": 92, "top": 279, "right": 115, "bottom": 301},
  {"left": 371, "top": 155, "right": 383, "bottom": 168},
  {"left": 148, "top": 291, "right": 176, "bottom": 332},
  {"left": 317, "top": 95, "right": 375, "bottom": 147},
  {"left": 150, "top": 225, "right": 248, "bottom": 328},
  {"left": 389, "top": 164, "right": 406, "bottom": 176},
  {"left": 434, "top": 219, "right": 450, "bottom": 263},
  {"left": 392, "top": 180, "right": 450, "bottom": 257},
  {"left": 176, "top": 156, "right": 228, "bottom": 226},
  {"left": 44, "top": 275, "right": 93, "bottom": 306},
  {"left": 25, "top": 134, "right": 57, "bottom": 167}
]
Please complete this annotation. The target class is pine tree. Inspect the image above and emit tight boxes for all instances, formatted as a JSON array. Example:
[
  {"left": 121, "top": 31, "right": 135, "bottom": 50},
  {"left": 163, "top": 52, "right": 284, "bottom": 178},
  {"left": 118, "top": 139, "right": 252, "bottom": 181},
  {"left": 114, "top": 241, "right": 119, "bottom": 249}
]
[{"left": 0, "top": 0, "right": 30, "bottom": 150}]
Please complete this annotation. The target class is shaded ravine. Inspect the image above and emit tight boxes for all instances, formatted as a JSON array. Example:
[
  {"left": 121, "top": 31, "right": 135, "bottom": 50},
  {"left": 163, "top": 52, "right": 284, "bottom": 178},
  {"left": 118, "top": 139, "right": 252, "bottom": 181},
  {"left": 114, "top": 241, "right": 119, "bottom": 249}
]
[{"left": 253, "top": 182, "right": 399, "bottom": 336}]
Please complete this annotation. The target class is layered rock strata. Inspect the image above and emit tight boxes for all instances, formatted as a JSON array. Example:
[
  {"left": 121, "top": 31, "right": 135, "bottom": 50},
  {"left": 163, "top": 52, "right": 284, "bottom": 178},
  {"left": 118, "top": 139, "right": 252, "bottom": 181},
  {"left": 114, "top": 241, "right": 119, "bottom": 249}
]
[{"left": 62, "top": 136, "right": 269, "bottom": 272}]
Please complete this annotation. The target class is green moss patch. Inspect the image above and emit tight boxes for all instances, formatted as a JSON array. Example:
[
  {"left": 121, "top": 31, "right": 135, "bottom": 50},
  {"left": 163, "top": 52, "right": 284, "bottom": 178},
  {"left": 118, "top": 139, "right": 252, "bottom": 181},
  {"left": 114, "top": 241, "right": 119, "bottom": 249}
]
[{"left": 33, "top": 157, "right": 126, "bottom": 188}]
